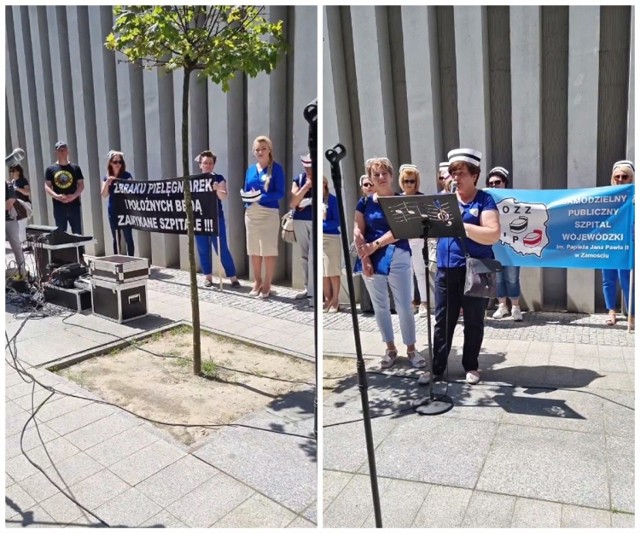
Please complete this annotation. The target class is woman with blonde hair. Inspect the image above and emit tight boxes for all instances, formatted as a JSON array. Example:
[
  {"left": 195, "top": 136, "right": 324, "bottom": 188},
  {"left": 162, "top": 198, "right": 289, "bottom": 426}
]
[
  {"left": 323, "top": 176, "right": 341, "bottom": 312},
  {"left": 603, "top": 160, "right": 634, "bottom": 328},
  {"left": 101, "top": 150, "right": 135, "bottom": 255},
  {"left": 241, "top": 135, "right": 285, "bottom": 298},
  {"left": 398, "top": 164, "right": 428, "bottom": 317},
  {"left": 355, "top": 157, "right": 425, "bottom": 369}
]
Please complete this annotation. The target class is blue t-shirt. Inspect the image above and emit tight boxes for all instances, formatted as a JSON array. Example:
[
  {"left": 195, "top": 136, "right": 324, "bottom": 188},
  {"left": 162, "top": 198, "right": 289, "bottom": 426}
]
[
  {"left": 208, "top": 173, "right": 227, "bottom": 220},
  {"left": 243, "top": 162, "right": 285, "bottom": 209},
  {"left": 355, "top": 194, "right": 410, "bottom": 273},
  {"left": 292, "top": 172, "right": 312, "bottom": 221},
  {"left": 103, "top": 171, "right": 133, "bottom": 215},
  {"left": 323, "top": 194, "right": 340, "bottom": 235},
  {"left": 437, "top": 189, "right": 498, "bottom": 268}
]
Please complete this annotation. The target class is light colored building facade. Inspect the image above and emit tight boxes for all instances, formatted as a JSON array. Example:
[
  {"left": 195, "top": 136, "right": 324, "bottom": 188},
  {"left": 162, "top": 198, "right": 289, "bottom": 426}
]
[
  {"left": 5, "top": 5, "right": 317, "bottom": 287},
  {"left": 323, "top": 5, "right": 634, "bottom": 313}
]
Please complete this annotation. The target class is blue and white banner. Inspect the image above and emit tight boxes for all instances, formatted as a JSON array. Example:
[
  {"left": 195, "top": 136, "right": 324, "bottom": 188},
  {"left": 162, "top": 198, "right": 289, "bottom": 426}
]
[{"left": 486, "top": 184, "right": 634, "bottom": 270}]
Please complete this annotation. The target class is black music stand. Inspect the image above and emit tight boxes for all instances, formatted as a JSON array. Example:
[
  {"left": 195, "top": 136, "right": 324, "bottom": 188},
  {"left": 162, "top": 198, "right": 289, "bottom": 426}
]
[{"left": 378, "top": 193, "right": 464, "bottom": 415}]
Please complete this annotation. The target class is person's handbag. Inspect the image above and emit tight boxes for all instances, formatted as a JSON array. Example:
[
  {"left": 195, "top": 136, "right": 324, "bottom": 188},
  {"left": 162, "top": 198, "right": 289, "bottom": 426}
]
[
  {"left": 464, "top": 256, "right": 502, "bottom": 298},
  {"left": 281, "top": 210, "right": 296, "bottom": 243}
]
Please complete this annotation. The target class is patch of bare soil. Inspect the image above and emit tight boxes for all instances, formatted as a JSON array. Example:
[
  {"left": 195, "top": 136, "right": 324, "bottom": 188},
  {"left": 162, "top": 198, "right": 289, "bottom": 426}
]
[{"left": 59, "top": 326, "right": 314, "bottom": 446}]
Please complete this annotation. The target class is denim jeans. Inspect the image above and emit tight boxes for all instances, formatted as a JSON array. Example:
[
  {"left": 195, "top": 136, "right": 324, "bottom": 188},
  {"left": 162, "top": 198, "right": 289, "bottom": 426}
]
[
  {"left": 363, "top": 247, "right": 416, "bottom": 346},
  {"left": 108, "top": 213, "right": 135, "bottom": 256},
  {"left": 602, "top": 268, "right": 634, "bottom": 314},
  {"left": 495, "top": 266, "right": 521, "bottom": 299},
  {"left": 432, "top": 267, "right": 488, "bottom": 374},
  {"left": 409, "top": 239, "right": 427, "bottom": 302},
  {"left": 195, "top": 217, "right": 237, "bottom": 277},
  {"left": 53, "top": 201, "right": 82, "bottom": 234}
]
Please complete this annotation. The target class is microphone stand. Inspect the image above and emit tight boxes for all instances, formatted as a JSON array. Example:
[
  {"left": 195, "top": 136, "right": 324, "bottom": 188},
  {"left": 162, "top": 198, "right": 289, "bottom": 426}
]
[
  {"left": 326, "top": 144, "right": 383, "bottom": 528},
  {"left": 412, "top": 219, "right": 454, "bottom": 415},
  {"left": 303, "top": 100, "right": 318, "bottom": 439}
]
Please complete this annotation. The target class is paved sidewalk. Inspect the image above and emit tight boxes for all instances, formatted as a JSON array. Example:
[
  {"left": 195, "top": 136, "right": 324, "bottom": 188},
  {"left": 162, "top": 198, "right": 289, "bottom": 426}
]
[
  {"left": 5, "top": 265, "right": 316, "bottom": 528},
  {"left": 323, "top": 308, "right": 635, "bottom": 528}
]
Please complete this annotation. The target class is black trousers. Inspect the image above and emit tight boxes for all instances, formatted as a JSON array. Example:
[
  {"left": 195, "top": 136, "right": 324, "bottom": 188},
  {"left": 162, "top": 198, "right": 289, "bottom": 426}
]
[{"left": 432, "top": 267, "right": 488, "bottom": 375}]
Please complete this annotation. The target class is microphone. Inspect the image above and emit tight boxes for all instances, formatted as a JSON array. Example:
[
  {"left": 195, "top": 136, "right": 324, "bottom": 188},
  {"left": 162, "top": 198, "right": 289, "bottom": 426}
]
[
  {"left": 450, "top": 181, "right": 457, "bottom": 193},
  {"left": 6, "top": 148, "right": 25, "bottom": 166}
]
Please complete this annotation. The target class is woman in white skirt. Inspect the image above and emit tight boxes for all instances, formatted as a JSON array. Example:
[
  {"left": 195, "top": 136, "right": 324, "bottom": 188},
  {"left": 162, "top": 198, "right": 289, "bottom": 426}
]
[
  {"left": 241, "top": 135, "right": 285, "bottom": 298},
  {"left": 398, "top": 164, "right": 428, "bottom": 317},
  {"left": 323, "top": 176, "right": 341, "bottom": 312}
]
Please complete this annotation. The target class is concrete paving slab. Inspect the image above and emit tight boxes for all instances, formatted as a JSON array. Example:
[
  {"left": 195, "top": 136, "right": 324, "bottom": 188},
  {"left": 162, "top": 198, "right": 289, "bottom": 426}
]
[
  {"left": 323, "top": 470, "right": 353, "bottom": 511},
  {"left": 323, "top": 473, "right": 393, "bottom": 528},
  {"left": 5, "top": 482, "right": 37, "bottom": 520},
  {"left": 411, "top": 484, "right": 472, "bottom": 528},
  {"left": 108, "top": 438, "right": 186, "bottom": 486},
  {"left": 14, "top": 437, "right": 80, "bottom": 469},
  {"left": 165, "top": 474, "right": 254, "bottom": 528},
  {"left": 461, "top": 491, "right": 516, "bottom": 528},
  {"left": 135, "top": 454, "right": 220, "bottom": 508},
  {"left": 611, "top": 512, "right": 635, "bottom": 528},
  {"left": 83, "top": 425, "right": 160, "bottom": 467},
  {"left": 40, "top": 452, "right": 104, "bottom": 488},
  {"left": 369, "top": 416, "right": 497, "bottom": 488},
  {"left": 63, "top": 413, "right": 143, "bottom": 451},
  {"left": 286, "top": 515, "right": 316, "bottom": 528},
  {"left": 324, "top": 414, "right": 404, "bottom": 474},
  {"left": 560, "top": 504, "right": 611, "bottom": 527},
  {"left": 5, "top": 505, "right": 57, "bottom": 528},
  {"left": 194, "top": 415, "right": 316, "bottom": 514},
  {"left": 5, "top": 453, "right": 43, "bottom": 483},
  {"left": 36, "top": 491, "right": 85, "bottom": 526},
  {"left": 211, "top": 493, "right": 297, "bottom": 528},
  {"left": 511, "top": 497, "right": 562, "bottom": 527},
  {"left": 92, "top": 487, "right": 162, "bottom": 527},
  {"left": 139, "top": 510, "right": 189, "bottom": 528},
  {"left": 602, "top": 390, "right": 635, "bottom": 439},
  {"left": 361, "top": 478, "right": 431, "bottom": 528},
  {"left": 66, "top": 469, "right": 131, "bottom": 511},
  {"left": 45, "top": 403, "right": 116, "bottom": 436},
  {"left": 5, "top": 425, "right": 60, "bottom": 460},
  {"left": 607, "top": 434, "right": 634, "bottom": 513},
  {"left": 476, "top": 424, "right": 609, "bottom": 509},
  {"left": 16, "top": 471, "right": 64, "bottom": 506}
]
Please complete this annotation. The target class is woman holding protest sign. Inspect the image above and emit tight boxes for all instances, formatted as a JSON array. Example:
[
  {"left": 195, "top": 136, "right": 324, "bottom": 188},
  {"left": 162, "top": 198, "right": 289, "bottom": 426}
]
[
  {"left": 241, "top": 135, "right": 285, "bottom": 299},
  {"left": 101, "top": 150, "right": 135, "bottom": 256},
  {"left": 195, "top": 150, "right": 240, "bottom": 289},
  {"left": 603, "top": 160, "right": 634, "bottom": 329}
]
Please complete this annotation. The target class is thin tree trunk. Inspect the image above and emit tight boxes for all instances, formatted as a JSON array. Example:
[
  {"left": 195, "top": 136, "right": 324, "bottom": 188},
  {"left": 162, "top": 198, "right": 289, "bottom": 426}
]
[{"left": 182, "top": 68, "right": 202, "bottom": 375}]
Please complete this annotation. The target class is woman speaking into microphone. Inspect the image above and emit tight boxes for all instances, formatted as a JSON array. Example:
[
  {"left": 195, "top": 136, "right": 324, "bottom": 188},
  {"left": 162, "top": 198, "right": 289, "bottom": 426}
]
[{"left": 419, "top": 149, "right": 500, "bottom": 386}]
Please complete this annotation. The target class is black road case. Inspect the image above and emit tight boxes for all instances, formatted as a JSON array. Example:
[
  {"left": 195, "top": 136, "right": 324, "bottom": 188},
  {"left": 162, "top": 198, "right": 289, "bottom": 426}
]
[
  {"left": 89, "top": 255, "right": 149, "bottom": 283},
  {"left": 91, "top": 278, "right": 148, "bottom": 323},
  {"left": 44, "top": 284, "right": 92, "bottom": 312}
]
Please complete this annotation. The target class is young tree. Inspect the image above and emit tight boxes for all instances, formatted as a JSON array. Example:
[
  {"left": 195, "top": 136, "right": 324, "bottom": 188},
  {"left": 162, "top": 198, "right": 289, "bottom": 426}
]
[{"left": 106, "top": 6, "right": 286, "bottom": 374}]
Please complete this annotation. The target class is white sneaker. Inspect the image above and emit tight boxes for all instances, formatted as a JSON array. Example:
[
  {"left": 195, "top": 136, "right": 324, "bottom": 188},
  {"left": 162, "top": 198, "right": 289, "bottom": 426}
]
[
  {"left": 511, "top": 306, "right": 523, "bottom": 321},
  {"left": 465, "top": 371, "right": 480, "bottom": 385},
  {"left": 294, "top": 290, "right": 308, "bottom": 300},
  {"left": 492, "top": 304, "right": 509, "bottom": 319},
  {"left": 418, "top": 303, "right": 428, "bottom": 318}
]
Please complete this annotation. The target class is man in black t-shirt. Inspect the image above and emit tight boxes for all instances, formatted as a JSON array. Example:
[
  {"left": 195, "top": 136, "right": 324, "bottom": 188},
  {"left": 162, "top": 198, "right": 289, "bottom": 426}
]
[{"left": 44, "top": 141, "right": 85, "bottom": 234}]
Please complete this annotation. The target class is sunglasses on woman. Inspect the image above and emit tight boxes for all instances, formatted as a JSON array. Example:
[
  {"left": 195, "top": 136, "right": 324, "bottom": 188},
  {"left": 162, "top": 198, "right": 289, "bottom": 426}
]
[
  {"left": 403, "top": 179, "right": 416, "bottom": 185},
  {"left": 362, "top": 182, "right": 373, "bottom": 188},
  {"left": 112, "top": 160, "right": 123, "bottom": 165},
  {"left": 488, "top": 180, "right": 503, "bottom": 187},
  {"left": 613, "top": 175, "right": 631, "bottom": 182}
]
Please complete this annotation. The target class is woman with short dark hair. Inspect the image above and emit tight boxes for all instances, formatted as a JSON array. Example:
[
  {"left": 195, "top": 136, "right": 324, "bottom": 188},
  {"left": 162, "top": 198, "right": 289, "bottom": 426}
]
[{"left": 420, "top": 149, "right": 500, "bottom": 386}]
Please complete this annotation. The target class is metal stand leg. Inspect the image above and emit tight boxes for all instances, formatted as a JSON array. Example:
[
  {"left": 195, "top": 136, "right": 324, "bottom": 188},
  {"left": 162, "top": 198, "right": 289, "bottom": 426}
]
[{"left": 412, "top": 221, "right": 453, "bottom": 415}]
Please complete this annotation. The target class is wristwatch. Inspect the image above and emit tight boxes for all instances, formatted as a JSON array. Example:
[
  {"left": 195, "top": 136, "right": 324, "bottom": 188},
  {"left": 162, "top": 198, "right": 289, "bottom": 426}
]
[{"left": 374, "top": 240, "right": 381, "bottom": 249}]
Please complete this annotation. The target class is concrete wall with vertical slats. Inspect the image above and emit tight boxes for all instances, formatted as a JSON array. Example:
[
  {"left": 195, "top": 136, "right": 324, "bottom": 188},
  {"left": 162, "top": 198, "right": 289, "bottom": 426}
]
[
  {"left": 324, "top": 5, "right": 634, "bottom": 313},
  {"left": 5, "top": 5, "right": 316, "bottom": 287}
]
